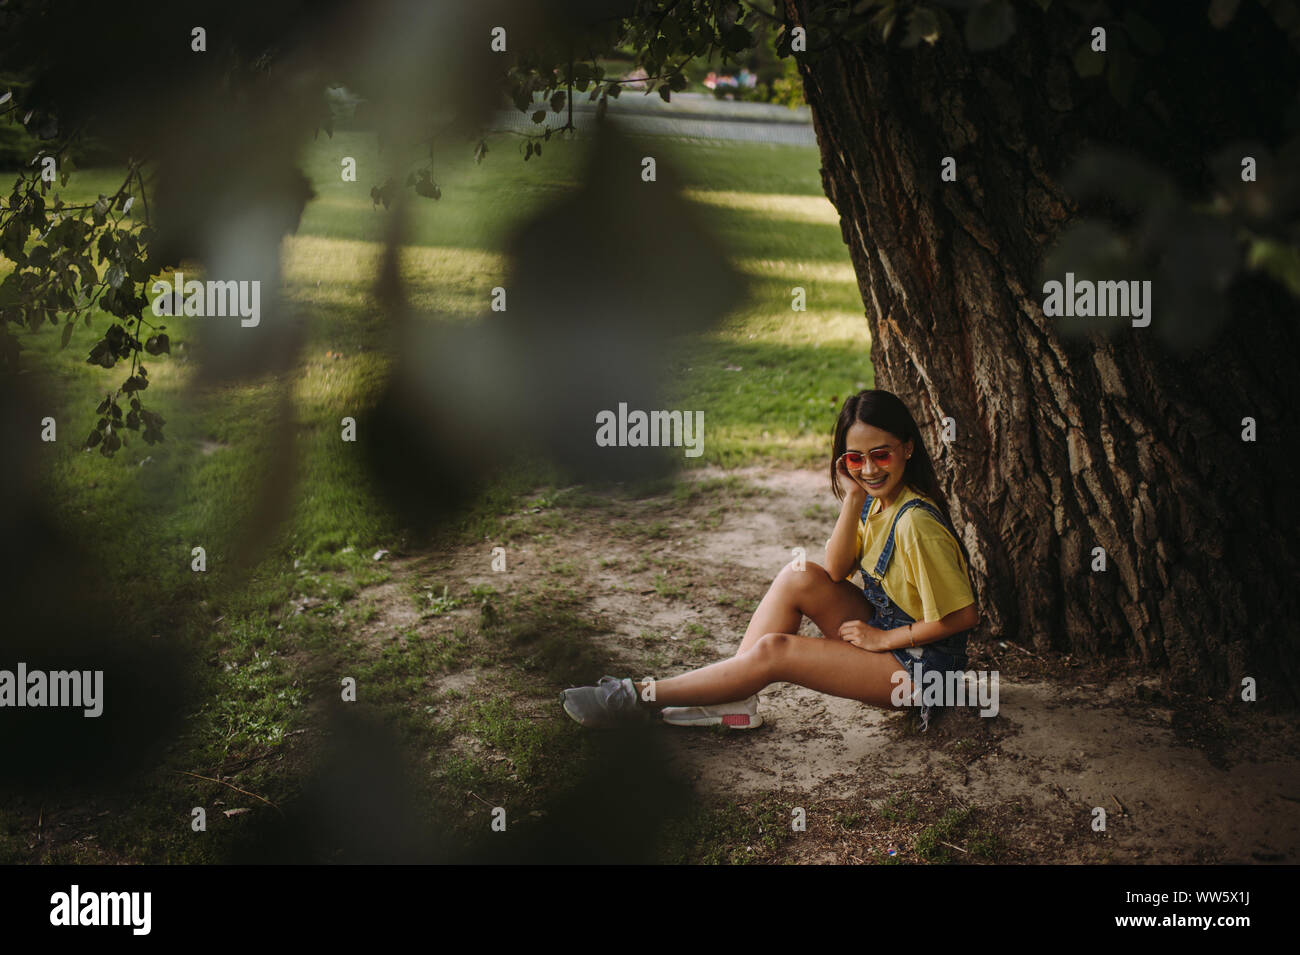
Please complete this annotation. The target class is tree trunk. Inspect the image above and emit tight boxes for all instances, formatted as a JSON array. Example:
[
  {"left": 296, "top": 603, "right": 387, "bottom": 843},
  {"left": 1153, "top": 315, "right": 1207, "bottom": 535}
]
[{"left": 787, "top": 0, "right": 1300, "bottom": 705}]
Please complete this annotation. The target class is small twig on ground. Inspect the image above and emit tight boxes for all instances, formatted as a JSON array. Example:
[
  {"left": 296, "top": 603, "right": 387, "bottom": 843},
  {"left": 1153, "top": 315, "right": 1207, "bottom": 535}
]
[
  {"left": 1111, "top": 793, "right": 1128, "bottom": 816},
  {"left": 173, "top": 770, "right": 283, "bottom": 816},
  {"left": 219, "top": 748, "right": 284, "bottom": 775},
  {"left": 1002, "top": 642, "right": 1039, "bottom": 657},
  {"left": 940, "top": 840, "right": 968, "bottom": 854},
  {"left": 467, "top": 790, "right": 496, "bottom": 809}
]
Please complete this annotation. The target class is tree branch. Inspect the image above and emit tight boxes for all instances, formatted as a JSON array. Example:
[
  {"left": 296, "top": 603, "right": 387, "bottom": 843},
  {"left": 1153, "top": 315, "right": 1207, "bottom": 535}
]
[{"left": 737, "top": 0, "right": 784, "bottom": 24}]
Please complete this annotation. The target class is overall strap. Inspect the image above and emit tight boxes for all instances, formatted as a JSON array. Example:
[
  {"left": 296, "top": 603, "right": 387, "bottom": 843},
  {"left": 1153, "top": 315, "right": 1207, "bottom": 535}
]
[{"left": 872, "top": 498, "right": 953, "bottom": 577}]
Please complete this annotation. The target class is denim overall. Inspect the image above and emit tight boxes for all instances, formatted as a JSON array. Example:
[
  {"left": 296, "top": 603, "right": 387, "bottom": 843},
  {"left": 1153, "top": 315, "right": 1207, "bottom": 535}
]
[{"left": 859, "top": 496, "right": 970, "bottom": 731}]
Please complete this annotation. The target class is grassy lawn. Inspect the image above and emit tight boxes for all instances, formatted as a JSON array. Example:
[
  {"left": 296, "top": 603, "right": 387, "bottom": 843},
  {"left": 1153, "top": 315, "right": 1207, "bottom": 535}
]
[{"left": 0, "top": 129, "right": 878, "bottom": 863}]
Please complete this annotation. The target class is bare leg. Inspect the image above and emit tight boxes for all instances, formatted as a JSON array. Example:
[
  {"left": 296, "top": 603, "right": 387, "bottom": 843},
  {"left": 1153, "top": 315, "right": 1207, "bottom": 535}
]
[
  {"left": 635, "top": 562, "right": 910, "bottom": 709},
  {"left": 640, "top": 632, "right": 911, "bottom": 708},
  {"left": 734, "top": 561, "right": 877, "bottom": 655}
]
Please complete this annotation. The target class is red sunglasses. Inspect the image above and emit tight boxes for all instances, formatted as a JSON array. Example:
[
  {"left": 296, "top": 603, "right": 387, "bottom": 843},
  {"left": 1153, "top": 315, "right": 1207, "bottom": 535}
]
[{"left": 841, "top": 443, "right": 904, "bottom": 469}]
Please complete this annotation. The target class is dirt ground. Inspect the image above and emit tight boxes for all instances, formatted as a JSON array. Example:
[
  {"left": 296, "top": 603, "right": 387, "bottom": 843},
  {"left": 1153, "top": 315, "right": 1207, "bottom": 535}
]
[
  {"left": 410, "top": 465, "right": 1300, "bottom": 864},
  {"left": 10, "top": 465, "right": 1297, "bottom": 864}
]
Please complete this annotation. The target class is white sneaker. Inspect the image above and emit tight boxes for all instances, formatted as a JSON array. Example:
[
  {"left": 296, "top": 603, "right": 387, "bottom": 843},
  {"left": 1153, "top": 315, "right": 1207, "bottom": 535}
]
[{"left": 659, "top": 695, "right": 762, "bottom": 729}]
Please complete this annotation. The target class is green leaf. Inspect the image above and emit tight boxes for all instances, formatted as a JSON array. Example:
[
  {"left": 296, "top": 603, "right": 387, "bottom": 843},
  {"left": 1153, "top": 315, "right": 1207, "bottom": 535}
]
[
  {"left": 1247, "top": 238, "right": 1300, "bottom": 295},
  {"left": 903, "top": 7, "right": 942, "bottom": 47},
  {"left": 531, "top": 109, "right": 546, "bottom": 123},
  {"left": 872, "top": 7, "right": 897, "bottom": 43},
  {"left": 550, "top": 90, "right": 566, "bottom": 113},
  {"left": 144, "top": 333, "right": 170, "bottom": 355},
  {"left": 1073, "top": 42, "right": 1105, "bottom": 77},
  {"left": 724, "top": 26, "right": 753, "bottom": 53},
  {"left": 1107, "top": 47, "right": 1136, "bottom": 106},
  {"left": 658, "top": 84, "right": 671, "bottom": 102},
  {"left": 966, "top": 0, "right": 1015, "bottom": 51},
  {"left": 60, "top": 320, "right": 74, "bottom": 349},
  {"left": 86, "top": 340, "right": 116, "bottom": 368},
  {"left": 1123, "top": 11, "right": 1164, "bottom": 55}
]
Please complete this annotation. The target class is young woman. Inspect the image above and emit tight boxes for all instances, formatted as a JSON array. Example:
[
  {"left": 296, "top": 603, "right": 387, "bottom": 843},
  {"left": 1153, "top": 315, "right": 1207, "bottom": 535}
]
[{"left": 561, "top": 389, "right": 979, "bottom": 732}]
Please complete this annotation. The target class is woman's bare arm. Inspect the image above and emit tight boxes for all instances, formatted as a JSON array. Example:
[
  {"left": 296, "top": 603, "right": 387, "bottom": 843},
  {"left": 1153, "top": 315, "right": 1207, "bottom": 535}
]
[
  {"left": 875, "top": 603, "right": 979, "bottom": 652},
  {"left": 825, "top": 489, "right": 868, "bottom": 581}
]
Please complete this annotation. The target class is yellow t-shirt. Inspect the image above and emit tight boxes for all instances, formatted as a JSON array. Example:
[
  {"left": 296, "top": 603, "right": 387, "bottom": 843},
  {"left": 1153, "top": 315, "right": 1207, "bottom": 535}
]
[{"left": 846, "top": 486, "right": 975, "bottom": 623}]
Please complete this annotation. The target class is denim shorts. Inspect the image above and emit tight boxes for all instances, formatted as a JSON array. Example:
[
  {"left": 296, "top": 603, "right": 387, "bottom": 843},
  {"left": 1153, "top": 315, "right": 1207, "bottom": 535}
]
[{"left": 888, "top": 643, "right": 968, "bottom": 731}]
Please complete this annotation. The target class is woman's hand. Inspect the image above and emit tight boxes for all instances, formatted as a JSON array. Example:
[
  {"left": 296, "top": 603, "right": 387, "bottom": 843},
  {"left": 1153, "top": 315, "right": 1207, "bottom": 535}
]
[
  {"left": 834, "top": 452, "right": 870, "bottom": 500},
  {"left": 838, "top": 619, "right": 890, "bottom": 651}
]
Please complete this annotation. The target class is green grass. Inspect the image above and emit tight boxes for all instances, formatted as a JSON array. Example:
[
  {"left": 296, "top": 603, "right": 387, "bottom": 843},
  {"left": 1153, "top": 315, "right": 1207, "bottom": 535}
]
[
  {"left": 0, "top": 128, "right": 865, "bottom": 862},
  {"left": 656, "top": 795, "right": 794, "bottom": 864},
  {"left": 912, "top": 806, "right": 1003, "bottom": 863},
  {"left": 880, "top": 792, "right": 920, "bottom": 824}
]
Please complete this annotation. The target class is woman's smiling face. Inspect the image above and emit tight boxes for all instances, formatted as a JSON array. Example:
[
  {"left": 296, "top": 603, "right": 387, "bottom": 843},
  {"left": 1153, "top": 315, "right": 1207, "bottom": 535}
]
[{"left": 844, "top": 421, "right": 912, "bottom": 507}]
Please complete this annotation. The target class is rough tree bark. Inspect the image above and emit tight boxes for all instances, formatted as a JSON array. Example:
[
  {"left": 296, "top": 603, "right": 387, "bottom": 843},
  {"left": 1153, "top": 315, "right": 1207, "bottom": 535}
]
[{"left": 787, "top": 0, "right": 1300, "bottom": 705}]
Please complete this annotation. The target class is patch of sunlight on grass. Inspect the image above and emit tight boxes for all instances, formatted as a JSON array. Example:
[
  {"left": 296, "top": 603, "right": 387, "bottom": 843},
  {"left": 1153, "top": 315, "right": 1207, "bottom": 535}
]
[
  {"left": 733, "top": 258, "right": 858, "bottom": 285},
  {"left": 702, "top": 426, "right": 830, "bottom": 468},
  {"left": 716, "top": 309, "right": 871, "bottom": 347},
  {"left": 683, "top": 189, "right": 840, "bottom": 225},
  {"left": 280, "top": 235, "right": 506, "bottom": 314},
  {"left": 292, "top": 351, "right": 391, "bottom": 413}
]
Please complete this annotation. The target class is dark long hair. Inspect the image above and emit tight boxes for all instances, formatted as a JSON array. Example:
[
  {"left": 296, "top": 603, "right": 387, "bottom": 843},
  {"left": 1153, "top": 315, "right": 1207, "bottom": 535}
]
[{"left": 830, "top": 389, "right": 971, "bottom": 570}]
